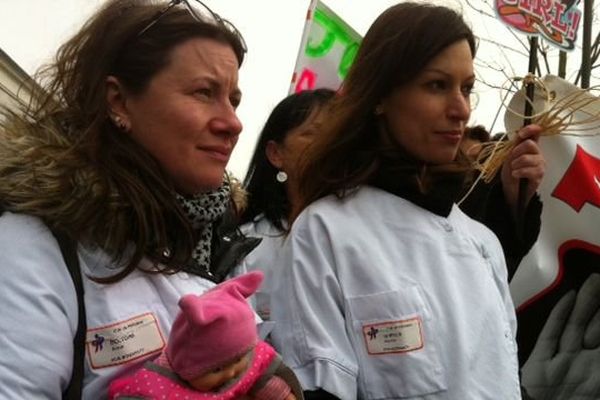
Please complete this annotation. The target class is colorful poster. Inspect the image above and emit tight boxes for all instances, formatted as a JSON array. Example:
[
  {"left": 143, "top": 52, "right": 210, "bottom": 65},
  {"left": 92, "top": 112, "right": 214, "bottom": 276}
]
[
  {"left": 289, "top": 0, "right": 361, "bottom": 94},
  {"left": 505, "top": 75, "right": 600, "bottom": 398},
  {"left": 495, "top": 0, "right": 582, "bottom": 51}
]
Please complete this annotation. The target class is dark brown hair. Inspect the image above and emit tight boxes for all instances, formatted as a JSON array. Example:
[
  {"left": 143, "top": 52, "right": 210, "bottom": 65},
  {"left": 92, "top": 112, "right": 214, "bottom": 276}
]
[
  {"left": 465, "top": 125, "right": 491, "bottom": 142},
  {"left": 3, "top": 0, "right": 246, "bottom": 282},
  {"left": 295, "top": 2, "right": 477, "bottom": 217},
  {"left": 241, "top": 89, "right": 335, "bottom": 232}
]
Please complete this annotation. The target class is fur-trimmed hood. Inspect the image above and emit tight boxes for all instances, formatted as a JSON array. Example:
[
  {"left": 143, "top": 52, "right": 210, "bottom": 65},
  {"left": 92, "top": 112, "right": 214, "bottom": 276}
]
[
  {"left": 0, "top": 115, "right": 113, "bottom": 234},
  {"left": 0, "top": 114, "right": 247, "bottom": 250}
]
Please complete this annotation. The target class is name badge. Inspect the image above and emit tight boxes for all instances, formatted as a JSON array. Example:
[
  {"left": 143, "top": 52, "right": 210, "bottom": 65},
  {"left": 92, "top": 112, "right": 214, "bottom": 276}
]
[
  {"left": 86, "top": 312, "right": 166, "bottom": 369},
  {"left": 362, "top": 317, "right": 424, "bottom": 355}
]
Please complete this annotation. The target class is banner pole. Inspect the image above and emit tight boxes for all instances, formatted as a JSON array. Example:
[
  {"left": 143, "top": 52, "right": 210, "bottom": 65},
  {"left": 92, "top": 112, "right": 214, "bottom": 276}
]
[{"left": 517, "top": 36, "right": 538, "bottom": 242}]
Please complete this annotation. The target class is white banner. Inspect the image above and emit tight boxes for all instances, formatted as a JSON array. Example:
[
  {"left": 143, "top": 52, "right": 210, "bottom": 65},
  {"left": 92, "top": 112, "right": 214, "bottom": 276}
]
[
  {"left": 506, "top": 76, "right": 600, "bottom": 397},
  {"left": 289, "top": 0, "right": 361, "bottom": 94}
]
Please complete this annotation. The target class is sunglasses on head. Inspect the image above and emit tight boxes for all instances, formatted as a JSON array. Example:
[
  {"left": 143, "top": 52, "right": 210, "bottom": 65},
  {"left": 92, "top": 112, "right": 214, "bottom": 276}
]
[{"left": 137, "top": 0, "right": 247, "bottom": 55}]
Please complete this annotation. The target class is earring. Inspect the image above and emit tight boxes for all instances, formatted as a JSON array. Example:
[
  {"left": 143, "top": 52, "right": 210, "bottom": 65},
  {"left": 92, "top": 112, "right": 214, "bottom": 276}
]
[
  {"left": 374, "top": 105, "right": 384, "bottom": 115},
  {"left": 276, "top": 171, "right": 288, "bottom": 183},
  {"left": 112, "top": 115, "right": 129, "bottom": 132}
]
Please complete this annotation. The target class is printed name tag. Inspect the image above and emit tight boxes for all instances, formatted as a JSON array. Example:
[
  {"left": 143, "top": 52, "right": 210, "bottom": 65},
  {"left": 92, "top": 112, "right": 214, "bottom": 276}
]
[
  {"left": 86, "top": 312, "right": 166, "bottom": 369},
  {"left": 362, "top": 317, "right": 424, "bottom": 355}
]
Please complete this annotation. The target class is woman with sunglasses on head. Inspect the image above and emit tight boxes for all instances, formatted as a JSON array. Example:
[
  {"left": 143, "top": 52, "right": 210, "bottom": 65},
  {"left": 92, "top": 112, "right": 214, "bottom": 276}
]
[
  {"left": 0, "top": 0, "right": 280, "bottom": 398},
  {"left": 237, "top": 89, "right": 335, "bottom": 324},
  {"left": 269, "top": 3, "right": 536, "bottom": 399}
]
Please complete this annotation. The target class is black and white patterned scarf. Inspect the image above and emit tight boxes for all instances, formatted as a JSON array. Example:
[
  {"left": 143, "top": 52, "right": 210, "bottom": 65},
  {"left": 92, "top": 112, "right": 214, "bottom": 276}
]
[{"left": 175, "top": 177, "right": 231, "bottom": 275}]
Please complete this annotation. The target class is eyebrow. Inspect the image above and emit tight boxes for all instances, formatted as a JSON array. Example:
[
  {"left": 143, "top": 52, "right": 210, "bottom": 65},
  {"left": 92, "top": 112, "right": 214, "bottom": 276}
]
[
  {"left": 195, "top": 76, "right": 242, "bottom": 98},
  {"left": 423, "top": 68, "right": 475, "bottom": 81}
]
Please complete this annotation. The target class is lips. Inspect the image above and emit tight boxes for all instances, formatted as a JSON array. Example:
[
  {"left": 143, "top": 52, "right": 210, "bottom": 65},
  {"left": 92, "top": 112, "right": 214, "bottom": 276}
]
[
  {"left": 436, "top": 130, "right": 463, "bottom": 143},
  {"left": 437, "top": 129, "right": 462, "bottom": 136},
  {"left": 198, "top": 145, "right": 232, "bottom": 162}
]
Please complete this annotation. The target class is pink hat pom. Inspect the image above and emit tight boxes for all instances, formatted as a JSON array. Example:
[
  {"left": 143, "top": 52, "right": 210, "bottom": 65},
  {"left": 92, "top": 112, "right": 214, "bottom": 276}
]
[{"left": 166, "top": 271, "right": 264, "bottom": 380}]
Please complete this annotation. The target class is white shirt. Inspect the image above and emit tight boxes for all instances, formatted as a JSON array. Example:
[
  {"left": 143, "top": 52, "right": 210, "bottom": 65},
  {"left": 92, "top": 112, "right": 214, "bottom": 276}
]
[
  {"left": 239, "top": 216, "right": 287, "bottom": 323},
  {"left": 0, "top": 212, "right": 215, "bottom": 399},
  {"left": 270, "top": 186, "right": 521, "bottom": 400}
]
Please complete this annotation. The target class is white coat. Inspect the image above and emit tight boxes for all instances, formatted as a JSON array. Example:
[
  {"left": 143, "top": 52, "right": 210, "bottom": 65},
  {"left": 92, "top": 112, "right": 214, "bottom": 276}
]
[
  {"left": 269, "top": 186, "right": 521, "bottom": 400},
  {"left": 239, "top": 216, "right": 287, "bottom": 324},
  {"left": 0, "top": 212, "right": 216, "bottom": 399}
]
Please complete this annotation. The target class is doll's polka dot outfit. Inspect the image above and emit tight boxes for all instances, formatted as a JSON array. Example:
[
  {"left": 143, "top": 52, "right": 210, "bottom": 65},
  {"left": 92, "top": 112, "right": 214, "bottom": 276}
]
[
  {"left": 109, "top": 341, "right": 286, "bottom": 399},
  {"left": 109, "top": 272, "right": 294, "bottom": 400}
]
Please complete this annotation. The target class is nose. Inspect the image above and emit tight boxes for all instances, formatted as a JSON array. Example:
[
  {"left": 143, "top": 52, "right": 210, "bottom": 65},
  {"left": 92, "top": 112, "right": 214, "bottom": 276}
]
[
  {"left": 447, "top": 91, "right": 471, "bottom": 122},
  {"left": 226, "top": 368, "right": 237, "bottom": 380},
  {"left": 227, "top": 363, "right": 245, "bottom": 381},
  {"left": 210, "top": 104, "right": 243, "bottom": 137}
]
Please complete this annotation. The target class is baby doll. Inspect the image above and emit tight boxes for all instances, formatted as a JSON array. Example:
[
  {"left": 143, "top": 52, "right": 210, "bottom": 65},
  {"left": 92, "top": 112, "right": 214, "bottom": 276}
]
[{"left": 109, "top": 271, "right": 300, "bottom": 400}]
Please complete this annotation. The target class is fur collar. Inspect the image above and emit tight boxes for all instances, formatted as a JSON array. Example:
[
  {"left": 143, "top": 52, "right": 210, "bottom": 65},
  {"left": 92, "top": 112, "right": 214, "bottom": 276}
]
[{"left": 0, "top": 115, "right": 246, "bottom": 249}]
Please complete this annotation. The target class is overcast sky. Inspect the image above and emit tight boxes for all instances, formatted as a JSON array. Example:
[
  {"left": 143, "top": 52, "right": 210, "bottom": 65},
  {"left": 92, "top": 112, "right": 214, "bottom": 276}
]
[{"left": 0, "top": 0, "right": 594, "bottom": 178}]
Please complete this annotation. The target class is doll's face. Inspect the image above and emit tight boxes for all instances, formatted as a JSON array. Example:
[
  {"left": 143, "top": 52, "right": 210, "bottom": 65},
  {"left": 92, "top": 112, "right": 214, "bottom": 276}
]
[{"left": 188, "top": 352, "right": 251, "bottom": 392}]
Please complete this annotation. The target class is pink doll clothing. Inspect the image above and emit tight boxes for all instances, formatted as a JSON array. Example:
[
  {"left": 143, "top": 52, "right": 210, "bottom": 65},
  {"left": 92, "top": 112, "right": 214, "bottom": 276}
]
[{"left": 109, "top": 341, "right": 286, "bottom": 400}]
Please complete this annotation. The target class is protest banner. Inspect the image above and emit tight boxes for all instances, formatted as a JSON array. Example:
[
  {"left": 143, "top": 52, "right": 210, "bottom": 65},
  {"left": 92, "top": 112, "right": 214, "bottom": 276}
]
[
  {"left": 495, "top": 0, "right": 582, "bottom": 51},
  {"left": 505, "top": 75, "right": 600, "bottom": 398},
  {"left": 289, "top": 0, "right": 361, "bottom": 94}
]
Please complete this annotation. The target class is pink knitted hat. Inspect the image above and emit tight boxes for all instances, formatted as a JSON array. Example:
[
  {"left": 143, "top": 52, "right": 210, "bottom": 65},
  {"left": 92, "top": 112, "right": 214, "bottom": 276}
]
[{"left": 166, "top": 271, "right": 263, "bottom": 381}]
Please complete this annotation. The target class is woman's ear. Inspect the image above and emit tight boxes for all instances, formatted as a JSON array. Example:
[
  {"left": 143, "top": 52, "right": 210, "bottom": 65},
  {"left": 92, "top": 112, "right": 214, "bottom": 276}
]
[
  {"left": 265, "top": 140, "right": 285, "bottom": 169},
  {"left": 105, "top": 76, "right": 131, "bottom": 132}
]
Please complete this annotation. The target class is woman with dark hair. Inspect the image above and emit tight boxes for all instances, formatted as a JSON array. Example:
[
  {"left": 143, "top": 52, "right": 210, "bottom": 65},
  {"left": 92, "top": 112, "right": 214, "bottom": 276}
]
[
  {"left": 241, "top": 88, "right": 336, "bottom": 231},
  {"left": 269, "top": 3, "right": 541, "bottom": 399},
  {"left": 238, "top": 88, "right": 335, "bottom": 322},
  {"left": 0, "top": 1, "right": 273, "bottom": 398}
]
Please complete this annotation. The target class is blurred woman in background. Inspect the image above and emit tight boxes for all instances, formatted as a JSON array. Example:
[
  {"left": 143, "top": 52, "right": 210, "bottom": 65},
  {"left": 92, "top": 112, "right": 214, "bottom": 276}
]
[{"left": 238, "top": 88, "right": 335, "bottom": 323}]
